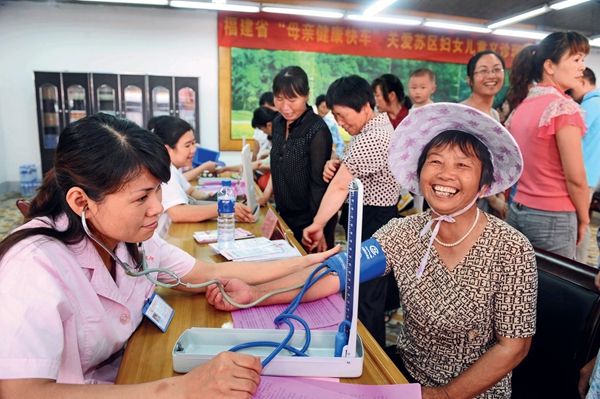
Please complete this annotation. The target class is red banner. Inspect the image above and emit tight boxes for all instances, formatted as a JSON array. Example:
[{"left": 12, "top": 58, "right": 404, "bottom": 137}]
[{"left": 218, "top": 12, "right": 532, "bottom": 67}]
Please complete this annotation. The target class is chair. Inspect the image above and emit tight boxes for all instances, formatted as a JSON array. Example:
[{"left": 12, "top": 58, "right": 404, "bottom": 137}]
[
  {"left": 15, "top": 198, "right": 30, "bottom": 217},
  {"left": 511, "top": 248, "right": 600, "bottom": 399}
]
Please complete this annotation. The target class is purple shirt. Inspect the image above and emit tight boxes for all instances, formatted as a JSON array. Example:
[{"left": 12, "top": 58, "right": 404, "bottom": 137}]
[{"left": 0, "top": 216, "right": 195, "bottom": 383}]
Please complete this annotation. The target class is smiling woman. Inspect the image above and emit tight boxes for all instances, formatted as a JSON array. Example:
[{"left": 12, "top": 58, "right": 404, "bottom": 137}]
[
  {"left": 417, "top": 130, "right": 494, "bottom": 217},
  {"left": 207, "top": 103, "right": 537, "bottom": 399},
  {"left": 377, "top": 103, "right": 535, "bottom": 398},
  {"left": 461, "top": 50, "right": 509, "bottom": 219},
  {"left": 461, "top": 50, "right": 506, "bottom": 120}
]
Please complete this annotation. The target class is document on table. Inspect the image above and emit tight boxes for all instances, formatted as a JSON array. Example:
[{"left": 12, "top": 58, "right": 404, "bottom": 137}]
[
  {"left": 209, "top": 238, "right": 301, "bottom": 261},
  {"left": 254, "top": 376, "right": 422, "bottom": 398},
  {"left": 232, "top": 294, "right": 344, "bottom": 330}
]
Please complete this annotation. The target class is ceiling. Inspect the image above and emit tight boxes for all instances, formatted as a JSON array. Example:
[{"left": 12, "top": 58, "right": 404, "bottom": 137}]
[
  {"left": 265, "top": 0, "right": 600, "bottom": 38},
  {"left": 22, "top": 0, "right": 600, "bottom": 38}
]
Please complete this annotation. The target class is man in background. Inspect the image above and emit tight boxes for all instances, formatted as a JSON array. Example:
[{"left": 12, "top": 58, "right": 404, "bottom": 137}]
[{"left": 570, "top": 67, "right": 600, "bottom": 264}]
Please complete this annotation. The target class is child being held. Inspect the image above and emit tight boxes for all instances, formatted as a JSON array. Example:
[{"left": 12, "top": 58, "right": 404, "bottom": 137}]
[{"left": 408, "top": 68, "right": 436, "bottom": 111}]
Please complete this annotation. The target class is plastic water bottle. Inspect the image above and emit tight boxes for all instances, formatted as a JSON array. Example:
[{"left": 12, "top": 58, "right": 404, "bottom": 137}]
[
  {"left": 19, "top": 165, "right": 29, "bottom": 197},
  {"left": 217, "top": 180, "right": 236, "bottom": 245},
  {"left": 19, "top": 165, "right": 35, "bottom": 197},
  {"left": 18, "top": 164, "right": 39, "bottom": 197},
  {"left": 28, "top": 164, "right": 37, "bottom": 186}
]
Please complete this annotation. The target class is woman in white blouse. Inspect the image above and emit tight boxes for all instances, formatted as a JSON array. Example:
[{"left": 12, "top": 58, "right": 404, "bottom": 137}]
[{"left": 153, "top": 117, "right": 255, "bottom": 238}]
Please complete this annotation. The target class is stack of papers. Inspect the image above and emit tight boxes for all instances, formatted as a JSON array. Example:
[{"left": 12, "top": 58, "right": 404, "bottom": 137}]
[
  {"left": 255, "top": 376, "right": 422, "bottom": 398},
  {"left": 209, "top": 237, "right": 302, "bottom": 261},
  {"left": 193, "top": 228, "right": 254, "bottom": 244}
]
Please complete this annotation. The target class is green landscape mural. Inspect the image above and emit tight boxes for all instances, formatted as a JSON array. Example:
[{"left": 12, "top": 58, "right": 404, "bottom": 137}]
[{"left": 230, "top": 47, "right": 508, "bottom": 140}]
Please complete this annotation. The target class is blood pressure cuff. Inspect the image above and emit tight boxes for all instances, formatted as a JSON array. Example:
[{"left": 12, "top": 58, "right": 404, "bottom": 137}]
[{"left": 322, "top": 238, "right": 387, "bottom": 291}]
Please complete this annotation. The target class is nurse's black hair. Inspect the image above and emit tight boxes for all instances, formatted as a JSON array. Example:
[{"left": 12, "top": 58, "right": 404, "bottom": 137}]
[
  {"left": 416, "top": 130, "right": 494, "bottom": 191},
  {"left": 0, "top": 113, "right": 171, "bottom": 261},
  {"left": 153, "top": 116, "right": 194, "bottom": 148},
  {"left": 327, "top": 75, "right": 375, "bottom": 112}
]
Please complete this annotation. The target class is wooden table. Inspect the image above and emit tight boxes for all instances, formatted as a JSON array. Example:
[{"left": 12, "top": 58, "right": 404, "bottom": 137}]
[{"left": 115, "top": 203, "right": 408, "bottom": 385}]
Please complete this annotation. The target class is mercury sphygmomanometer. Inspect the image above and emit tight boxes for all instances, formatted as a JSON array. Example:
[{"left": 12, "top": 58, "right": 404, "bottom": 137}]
[{"left": 171, "top": 179, "right": 388, "bottom": 377}]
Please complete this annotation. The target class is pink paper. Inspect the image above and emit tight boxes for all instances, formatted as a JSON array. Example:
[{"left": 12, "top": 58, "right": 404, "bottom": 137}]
[
  {"left": 200, "top": 180, "right": 246, "bottom": 197},
  {"left": 232, "top": 294, "right": 345, "bottom": 331},
  {"left": 260, "top": 208, "right": 279, "bottom": 238},
  {"left": 254, "top": 376, "right": 422, "bottom": 399}
]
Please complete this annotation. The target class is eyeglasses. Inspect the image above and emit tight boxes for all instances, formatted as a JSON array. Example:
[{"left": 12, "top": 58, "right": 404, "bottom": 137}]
[{"left": 473, "top": 68, "right": 504, "bottom": 77}]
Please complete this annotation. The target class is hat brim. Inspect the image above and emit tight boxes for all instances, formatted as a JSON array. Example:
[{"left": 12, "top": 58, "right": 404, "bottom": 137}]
[{"left": 389, "top": 103, "right": 522, "bottom": 197}]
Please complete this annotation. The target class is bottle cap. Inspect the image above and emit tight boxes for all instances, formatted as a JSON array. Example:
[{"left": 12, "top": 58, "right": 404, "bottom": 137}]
[{"left": 222, "top": 179, "right": 232, "bottom": 187}]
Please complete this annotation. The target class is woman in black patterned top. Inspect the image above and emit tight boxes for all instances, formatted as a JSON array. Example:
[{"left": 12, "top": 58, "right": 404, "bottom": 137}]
[
  {"left": 257, "top": 66, "right": 336, "bottom": 249},
  {"left": 302, "top": 75, "right": 401, "bottom": 347},
  {"left": 209, "top": 103, "right": 536, "bottom": 399}
]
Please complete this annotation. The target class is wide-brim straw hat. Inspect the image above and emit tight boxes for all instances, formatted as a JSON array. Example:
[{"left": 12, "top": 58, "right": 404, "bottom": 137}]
[{"left": 389, "top": 102, "right": 522, "bottom": 197}]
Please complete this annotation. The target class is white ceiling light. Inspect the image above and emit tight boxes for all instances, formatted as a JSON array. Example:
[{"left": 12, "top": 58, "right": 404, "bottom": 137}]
[
  {"left": 424, "top": 20, "right": 491, "bottom": 33},
  {"left": 487, "top": 5, "right": 551, "bottom": 29},
  {"left": 590, "top": 38, "right": 600, "bottom": 47},
  {"left": 492, "top": 28, "right": 550, "bottom": 40},
  {"left": 589, "top": 35, "right": 600, "bottom": 47},
  {"left": 261, "top": 5, "right": 343, "bottom": 18},
  {"left": 363, "top": 0, "right": 397, "bottom": 16},
  {"left": 550, "top": 0, "right": 591, "bottom": 10},
  {"left": 346, "top": 14, "right": 422, "bottom": 26},
  {"left": 78, "top": 0, "right": 168, "bottom": 4},
  {"left": 171, "top": 0, "right": 259, "bottom": 11}
]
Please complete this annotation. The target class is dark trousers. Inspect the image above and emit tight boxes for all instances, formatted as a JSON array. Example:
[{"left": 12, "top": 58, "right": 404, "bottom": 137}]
[
  {"left": 384, "top": 345, "right": 418, "bottom": 384},
  {"left": 340, "top": 204, "right": 398, "bottom": 347}
]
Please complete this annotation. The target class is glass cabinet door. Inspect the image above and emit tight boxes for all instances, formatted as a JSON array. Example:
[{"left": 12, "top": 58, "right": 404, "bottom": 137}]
[
  {"left": 39, "top": 83, "right": 60, "bottom": 149},
  {"left": 97, "top": 84, "right": 116, "bottom": 116},
  {"left": 66, "top": 84, "right": 87, "bottom": 123},
  {"left": 123, "top": 85, "right": 144, "bottom": 127},
  {"left": 177, "top": 87, "right": 196, "bottom": 130},
  {"left": 152, "top": 86, "right": 171, "bottom": 117},
  {"left": 174, "top": 76, "right": 199, "bottom": 142}
]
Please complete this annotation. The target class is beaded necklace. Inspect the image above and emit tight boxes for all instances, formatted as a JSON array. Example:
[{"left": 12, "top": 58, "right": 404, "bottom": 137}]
[{"left": 433, "top": 208, "right": 480, "bottom": 247}]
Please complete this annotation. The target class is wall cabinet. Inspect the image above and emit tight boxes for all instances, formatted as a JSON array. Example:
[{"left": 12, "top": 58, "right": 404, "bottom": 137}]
[{"left": 34, "top": 72, "right": 200, "bottom": 174}]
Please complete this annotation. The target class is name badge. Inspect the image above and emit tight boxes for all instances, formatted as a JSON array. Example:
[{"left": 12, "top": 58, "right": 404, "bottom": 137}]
[{"left": 142, "top": 292, "right": 174, "bottom": 332}]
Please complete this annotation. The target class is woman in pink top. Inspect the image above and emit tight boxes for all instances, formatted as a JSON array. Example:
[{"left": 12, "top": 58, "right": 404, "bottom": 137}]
[
  {"left": 505, "top": 31, "right": 590, "bottom": 259},
  {"left": 0, "top": 114, "right": 337, "bottom": 398}
]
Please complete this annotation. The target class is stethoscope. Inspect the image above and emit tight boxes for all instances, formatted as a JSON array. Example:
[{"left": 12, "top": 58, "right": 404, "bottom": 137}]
[
  {"left": 80, "top": 206, "right": 304, "bottom": 299},
  {"left": 80, "top": 206, "right": 334, "bottom": 368}
]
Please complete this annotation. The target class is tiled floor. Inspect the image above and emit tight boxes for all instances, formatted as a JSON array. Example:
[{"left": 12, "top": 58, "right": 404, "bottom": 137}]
[
  {"left": 1, "top": 190, "right": 599, "bottom": 347},
  {"left": 0, "top": 191, "right": 26, "bottom": 240}
]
